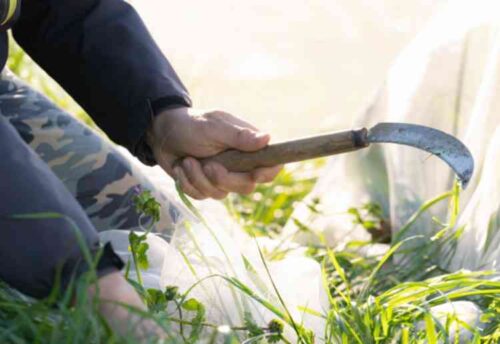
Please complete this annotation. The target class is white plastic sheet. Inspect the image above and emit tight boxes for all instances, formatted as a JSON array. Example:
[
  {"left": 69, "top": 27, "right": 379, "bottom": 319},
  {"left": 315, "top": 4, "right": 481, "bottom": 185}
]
[
  {"left": 100, "top": 196, "right": 328, "bottom": 340},
  {"left": 285, "top": 0, "right": 500, "bottom": 271}
]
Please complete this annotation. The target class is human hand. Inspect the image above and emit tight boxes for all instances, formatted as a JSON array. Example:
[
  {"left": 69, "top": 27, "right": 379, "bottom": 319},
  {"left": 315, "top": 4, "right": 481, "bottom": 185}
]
[
  {"left": 88, "top": 272, "right": 165, "bottom": 341},
  {"left": 146, "top": 107, "right": 282, "bottom": 200}
]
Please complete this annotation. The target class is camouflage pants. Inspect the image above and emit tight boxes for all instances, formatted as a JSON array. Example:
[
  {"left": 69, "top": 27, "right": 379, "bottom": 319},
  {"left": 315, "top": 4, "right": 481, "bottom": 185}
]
[
  {"left": 0, "top": 70, "right": 184, "bottom": 235},
  {"left": 0, "top": 70, "right": 185, "bottom": 297}
]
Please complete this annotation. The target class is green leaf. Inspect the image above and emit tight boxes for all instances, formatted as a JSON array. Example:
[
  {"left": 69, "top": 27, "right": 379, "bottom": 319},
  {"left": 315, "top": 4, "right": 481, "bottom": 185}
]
[
  {"left": 244, "top": 312, "right": 264, "bottom": 338},
  {"left": 133, "top": 189, "right": 161, "bottom": 223},
  {"left": 182, "top": 297, "right": 206, "bottom": 342},
  {"left": 145, "top": 288, "right": 166, "bottom": 313},
  {"left": 182, "top": 298, "right": 203, "bottom": 312},
  {"left": 164, "top": 285, "right": 179, "bottom": 301},
  {"left": 424, "top": 313, "right": 438, "bottom": 344},
  {"left": 136, "top": 242, "right": 149, "bottom": 270},
  {"left": 128, "top": 231, "right": 149, "bottom": 271},
  {"left": 267, "top": 318, "right": 285, "bottom": 343}
]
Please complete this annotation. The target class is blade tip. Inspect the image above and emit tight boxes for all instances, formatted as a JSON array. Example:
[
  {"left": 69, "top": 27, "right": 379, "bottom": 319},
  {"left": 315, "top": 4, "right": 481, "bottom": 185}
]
[{"left": 458, "top": 166, "right": 474, "bottom": 189}]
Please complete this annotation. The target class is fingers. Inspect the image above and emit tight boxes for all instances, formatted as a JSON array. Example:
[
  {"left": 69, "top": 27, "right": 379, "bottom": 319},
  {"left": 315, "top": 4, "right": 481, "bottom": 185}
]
[
  {"left": 174, "top": 158, "right": 228, "bottom": 200},
  {"left": 173, "top": 166, "right": 206, "bottom": 200},
  {"left": 252, "top": 165, "right": 283, "bottom": 183},
  {"left": 203, "top": 163, "right": 256, "bottom": 195},
  {"left": 174, "top": 159, "right": 282, "bottom": 200},
  {"left": 155, "top": 151, "right": 177, "bottom": 178},
  {"left": 165, "top": 109, "right": 282, "bottom": 200},
  {"left": 182, "top": 158, "right": 228, "bottom": 199},
  {"left": 203, "top": 163, "right": 282, "bottom": 194},
  {"left": 202, "top": 111, "right": 270, "bottom": 152}
]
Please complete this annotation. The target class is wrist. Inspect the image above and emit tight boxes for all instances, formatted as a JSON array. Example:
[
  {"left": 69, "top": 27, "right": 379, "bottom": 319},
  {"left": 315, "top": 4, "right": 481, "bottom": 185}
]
[
  {"left": 135, "top": 106, "right": 190, "bottom": 166},
  {"left": 147, "top": 107, "right": 189, "bottom": 145}
]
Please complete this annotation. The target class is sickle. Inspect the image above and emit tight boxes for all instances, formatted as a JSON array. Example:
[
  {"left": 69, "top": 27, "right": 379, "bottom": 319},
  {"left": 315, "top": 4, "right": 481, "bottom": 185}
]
[{"left": 200, "top": 122, "right": 474, "bottom": 188}]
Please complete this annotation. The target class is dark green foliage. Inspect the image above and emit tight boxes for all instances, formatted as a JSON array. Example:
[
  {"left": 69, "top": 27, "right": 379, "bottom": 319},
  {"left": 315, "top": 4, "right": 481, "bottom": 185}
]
[
  {"left": 133, "top": 189, "right": 161, "bottom": 224},
  {"left": 127, "top": 189, "right": 162, "bottom": 285},
  {"left": 244, "top": 312, "right": 265, "bottom": 338},
  {"left": 229, "top": 164, "right": 319, "bottom": 237},
  {"left": 181, "top": 298, "right": 206, "bottom": 343},
  {"left": 348, "top": 202, "right": 390, "bottom": 243},
  {"left": 267, "top": 319, "right": 284, "bottom": 343},
  {"left": 129, "top": 231, "right": 150, "bottom": 271},
  {"left": 146, "top": 289, "right": 167, "bottom": 313},
  {"left": 165, "top": 286, "right": 180, "bottom": 302}
]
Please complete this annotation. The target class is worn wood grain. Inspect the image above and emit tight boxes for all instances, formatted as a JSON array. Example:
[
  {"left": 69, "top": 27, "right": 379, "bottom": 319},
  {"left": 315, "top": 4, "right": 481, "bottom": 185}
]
[{"left": 201, "top": 128, "right": 369, "bottom": 172}]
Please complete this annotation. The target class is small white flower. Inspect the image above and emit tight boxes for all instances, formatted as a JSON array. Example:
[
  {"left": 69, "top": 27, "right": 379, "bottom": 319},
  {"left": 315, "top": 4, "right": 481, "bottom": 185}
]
[{"left": 217, "top": 325, "right": 231, "bottom": 334}]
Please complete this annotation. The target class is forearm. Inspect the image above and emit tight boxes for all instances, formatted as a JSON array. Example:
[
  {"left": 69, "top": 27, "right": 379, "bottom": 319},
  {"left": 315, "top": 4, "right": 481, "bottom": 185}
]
[{"left": 12, "top": 0, "right": 191, "bottom": 154}]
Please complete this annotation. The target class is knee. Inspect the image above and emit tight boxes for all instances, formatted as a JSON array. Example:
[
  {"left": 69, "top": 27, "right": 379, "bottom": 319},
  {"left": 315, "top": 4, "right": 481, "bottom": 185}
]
[{"left": 0, "top": 216, "right": 101, "bottom": 299}]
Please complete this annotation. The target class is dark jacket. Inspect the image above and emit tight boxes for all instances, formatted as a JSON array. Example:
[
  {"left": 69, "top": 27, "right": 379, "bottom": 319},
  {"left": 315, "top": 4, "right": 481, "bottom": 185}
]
[{"left": 0, "top": 0, "right": 191, "bottom": 162}]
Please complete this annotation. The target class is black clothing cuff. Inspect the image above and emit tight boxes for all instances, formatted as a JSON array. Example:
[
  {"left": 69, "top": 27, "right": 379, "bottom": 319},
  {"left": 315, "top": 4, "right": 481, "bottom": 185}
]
[
  {"left": 150, "top": 95, "right": 191, "bottom": 116},
  {"left": 67, "top": 242, "right": 124, "bottom": 289},
  {"left": 134, "top": 95, "right": 191, "bottom": 166},
  {"left": 96, "top": 242, "right": 125, "bottom": 275}
]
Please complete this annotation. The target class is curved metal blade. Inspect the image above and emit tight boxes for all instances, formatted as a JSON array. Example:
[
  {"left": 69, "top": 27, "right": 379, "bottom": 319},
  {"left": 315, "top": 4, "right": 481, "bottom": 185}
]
[{"left": 367, "top": 122, "right": 474, "bottom": 188}]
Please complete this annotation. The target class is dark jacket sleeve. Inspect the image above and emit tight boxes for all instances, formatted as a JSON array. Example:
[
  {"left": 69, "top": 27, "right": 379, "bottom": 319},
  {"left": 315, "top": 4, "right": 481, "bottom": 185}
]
[{"left": 12, "top": 0, "right": 191, "bottom": 158}]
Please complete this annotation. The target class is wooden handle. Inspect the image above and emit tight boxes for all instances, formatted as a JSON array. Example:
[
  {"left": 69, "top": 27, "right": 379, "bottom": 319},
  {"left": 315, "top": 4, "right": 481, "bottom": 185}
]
[{"left": 200, "top": 128, "right": 369, "bottom": 172}]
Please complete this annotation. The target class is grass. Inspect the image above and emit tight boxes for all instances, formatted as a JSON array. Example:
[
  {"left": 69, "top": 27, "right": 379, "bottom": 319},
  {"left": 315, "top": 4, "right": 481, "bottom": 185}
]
[
  {"left": 0, "top": 169, "right": 498, "bottom": 343},
  {"left": 1, "top": 44, "right": 499, "bottom": 343}
]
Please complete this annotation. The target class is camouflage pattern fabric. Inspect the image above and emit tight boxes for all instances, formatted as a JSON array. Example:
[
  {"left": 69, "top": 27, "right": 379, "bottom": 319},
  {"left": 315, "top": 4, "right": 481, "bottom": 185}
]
[{"left": 0, "top": 69, "right": 184, "bottom": 239}]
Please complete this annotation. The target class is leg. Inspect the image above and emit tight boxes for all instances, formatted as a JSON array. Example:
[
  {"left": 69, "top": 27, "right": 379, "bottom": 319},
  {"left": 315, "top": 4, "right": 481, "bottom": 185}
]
[
  {"left": 0, "top": 70, "right": 187, "bottom": 237},
  {"left": 0, "top": 118, "right": 161, "bottom": 336},
  {"left": 0, "top": 115, "right": 119, "bottom": 298}
]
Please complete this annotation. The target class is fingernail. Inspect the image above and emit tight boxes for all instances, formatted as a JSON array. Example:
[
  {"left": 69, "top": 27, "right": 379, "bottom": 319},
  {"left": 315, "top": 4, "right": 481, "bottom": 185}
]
[
  {"left": 183, "top": 158, "right": 192, "bottom": 169},
  {"left": 255, "top": 132, "right": 269, "bottom": 139}
]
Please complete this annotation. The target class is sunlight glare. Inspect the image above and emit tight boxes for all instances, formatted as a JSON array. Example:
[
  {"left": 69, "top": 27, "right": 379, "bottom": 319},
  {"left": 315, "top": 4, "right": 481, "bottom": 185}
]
[{"left": 225, "top": 52, "right": 296, "bottom": 80}]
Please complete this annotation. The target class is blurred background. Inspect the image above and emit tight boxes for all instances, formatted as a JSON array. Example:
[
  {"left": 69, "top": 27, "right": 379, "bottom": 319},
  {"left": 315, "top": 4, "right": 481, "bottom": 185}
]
[
  {"left": 10, "top": 0, "right": 445, "bottom": 140},
  {"left": 130, "top": 0, "right": 444, "bottom": 139}
]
